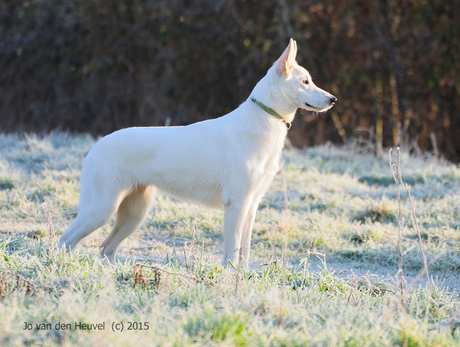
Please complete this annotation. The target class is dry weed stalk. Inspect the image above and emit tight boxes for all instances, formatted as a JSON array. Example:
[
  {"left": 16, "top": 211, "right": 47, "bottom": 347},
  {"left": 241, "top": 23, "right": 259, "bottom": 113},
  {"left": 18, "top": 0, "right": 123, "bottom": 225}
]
[
  {"left": 300, "top": 250, "right": 327, "bottom": 276},
  {"left": 347, "top": 286, "right": 360, "bottom": 307},
  {"left": 133, "top": 264, "right": 162, "bottom": 290},
  {"left": 183, "top": 210, "right": 198, "bottom": 272},
  {"left": 278, "top": 160, "right": 289, "bottom": 327},
  {"left": 60, "top": 173, "right": 66, "bottom": 193},
  {"left": 183, "top": 244, "right": 189, "bottom": 271},
  {"left": 347, "top": 276, "right": 372, "bottom": 307},
  {"left": 389, "top": 148, "right": 406, "bottom": 297},
  {"left": 134, "top": 263, "right": 212, "bottom": 290},
  {"left": 408, "top": 251, "right": 444, "bottom": 291},
  {"left": 191, "top": 208, "right": 197, "bottom": 269},
  {"left": 389, "top": 147, "right": 432, "bottom": 295},
  {"left": 44, "top": 205, "right": 55, "bottom": 254},
  {"left": 234, "top": 247, "right": 243, "bottom": 295},
  {"left": 259, "top": 260, "right": 278, "bottom": 269},
  {"left": 0, "top": 271, "right": 42, "bottom": 298},
  {"left": 405, "top": 184, "right": 430, "bottom": 292},
  {"left": 153, "top": 268, "right": 162, "bottom": 290},
  {"left": 133, "top": 264, "right": 149, "bottom": 289}
]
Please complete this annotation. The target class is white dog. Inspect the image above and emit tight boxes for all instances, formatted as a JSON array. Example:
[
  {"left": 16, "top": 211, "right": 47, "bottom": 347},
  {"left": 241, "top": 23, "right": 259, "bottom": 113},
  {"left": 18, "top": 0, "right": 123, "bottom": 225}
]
[{"left": 59, "top": 39, "right": 336, "bottom": 267}]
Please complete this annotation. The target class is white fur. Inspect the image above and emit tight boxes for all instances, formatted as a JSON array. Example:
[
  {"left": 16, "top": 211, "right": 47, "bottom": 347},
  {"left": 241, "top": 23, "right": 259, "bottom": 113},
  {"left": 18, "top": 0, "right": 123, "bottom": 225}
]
[{"left": 58, "top": 39, "right": 336, "bottom": 267}]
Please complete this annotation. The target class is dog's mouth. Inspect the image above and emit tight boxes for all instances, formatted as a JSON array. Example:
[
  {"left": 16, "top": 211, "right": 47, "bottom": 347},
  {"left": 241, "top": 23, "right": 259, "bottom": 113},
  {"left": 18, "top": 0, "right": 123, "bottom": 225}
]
[{"left": 304, "top": 102, "right": 332, "bottom": 113}]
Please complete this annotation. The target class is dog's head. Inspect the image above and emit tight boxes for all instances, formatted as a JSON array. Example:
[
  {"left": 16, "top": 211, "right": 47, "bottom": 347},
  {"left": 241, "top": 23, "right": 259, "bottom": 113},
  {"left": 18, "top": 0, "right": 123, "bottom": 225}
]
[{"left": 270, "top": 39, "right": 336, "bottom": 113}]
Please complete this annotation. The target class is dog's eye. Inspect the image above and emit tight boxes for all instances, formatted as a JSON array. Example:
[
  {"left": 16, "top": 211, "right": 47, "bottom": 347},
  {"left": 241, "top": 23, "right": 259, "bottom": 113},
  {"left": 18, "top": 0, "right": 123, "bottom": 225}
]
[{"left": 302, "top": 79, "right": 309, "bottom": 85}]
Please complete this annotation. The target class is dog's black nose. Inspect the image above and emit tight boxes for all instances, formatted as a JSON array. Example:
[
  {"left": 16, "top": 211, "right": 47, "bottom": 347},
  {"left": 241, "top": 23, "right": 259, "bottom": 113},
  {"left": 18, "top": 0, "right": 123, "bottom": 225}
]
[{"left": 330, "top": 96, "right": 337, "bottom": 104}]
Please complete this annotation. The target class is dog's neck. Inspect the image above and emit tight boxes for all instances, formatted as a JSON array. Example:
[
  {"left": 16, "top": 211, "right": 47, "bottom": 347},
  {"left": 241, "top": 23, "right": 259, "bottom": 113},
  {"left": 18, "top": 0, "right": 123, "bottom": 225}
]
[
  {"left": 250, "top": 98, "right": 289, "bottom": 125},
  {"left": 248, "top": 72, "right": 298, "bottom": 124}
]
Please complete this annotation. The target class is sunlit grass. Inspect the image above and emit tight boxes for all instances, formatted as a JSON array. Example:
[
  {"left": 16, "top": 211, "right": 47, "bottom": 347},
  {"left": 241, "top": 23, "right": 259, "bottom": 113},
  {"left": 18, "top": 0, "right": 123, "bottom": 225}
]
[{"left": 1, "top": 133, "right": 460, "bottom": 346}]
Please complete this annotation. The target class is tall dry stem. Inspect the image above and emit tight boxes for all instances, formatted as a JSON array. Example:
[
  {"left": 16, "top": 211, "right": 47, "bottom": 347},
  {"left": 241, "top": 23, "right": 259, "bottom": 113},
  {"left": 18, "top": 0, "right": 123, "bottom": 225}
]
[
  {"left": 406, "top": 184, "right": 430, "bottom": 292},
  {"left": 389, "top": 148, "right": 405, "bottom": 297},
  {"left": 278, "top": 160, "right": 289, "bottom": 327},
  {"left": 191, "top": 208, "right": 197, "bottom": 269},
  {"left": 234, "top": 248, "right": 243, "bottom": 295},
  {"left": 45, "top": 207, "right": 55, "bottom": 254}
]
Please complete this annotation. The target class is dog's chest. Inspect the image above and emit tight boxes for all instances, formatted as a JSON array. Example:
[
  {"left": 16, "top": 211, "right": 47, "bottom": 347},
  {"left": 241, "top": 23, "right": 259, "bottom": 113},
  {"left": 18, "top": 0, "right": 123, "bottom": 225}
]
[
  {"left": 263, "top": 148, "right": 282, "bottom": 173},
  {"left": 249, "top": 134, "right": 284, "bottom": 180}
]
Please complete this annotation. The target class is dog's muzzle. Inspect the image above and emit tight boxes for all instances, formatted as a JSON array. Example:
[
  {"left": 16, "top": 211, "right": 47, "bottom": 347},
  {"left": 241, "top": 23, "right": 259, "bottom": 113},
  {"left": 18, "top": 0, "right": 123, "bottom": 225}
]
[{"left": 305, "top": 95, "right": 337, "bottom": 112}]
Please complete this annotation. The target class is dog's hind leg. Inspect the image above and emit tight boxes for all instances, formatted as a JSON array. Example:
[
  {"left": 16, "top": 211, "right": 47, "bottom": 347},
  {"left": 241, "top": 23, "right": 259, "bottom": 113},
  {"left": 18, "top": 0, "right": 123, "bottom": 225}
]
[
  {"left": 58, "top": 190, "right": 123, "bottom": 252},
  {"left": 100, "top": 185, "right": 155, "bottom": 263}
]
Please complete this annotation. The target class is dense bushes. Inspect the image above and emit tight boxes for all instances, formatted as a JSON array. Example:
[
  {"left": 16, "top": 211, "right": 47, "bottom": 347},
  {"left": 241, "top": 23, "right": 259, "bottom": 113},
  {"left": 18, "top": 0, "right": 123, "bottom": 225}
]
[{"left": 0, "top": 0, "right": 459, "bottom": 161}]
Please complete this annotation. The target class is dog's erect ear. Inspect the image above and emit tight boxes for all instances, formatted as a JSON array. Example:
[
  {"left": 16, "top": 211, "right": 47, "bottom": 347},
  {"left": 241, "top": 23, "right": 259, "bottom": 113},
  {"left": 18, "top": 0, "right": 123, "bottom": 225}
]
[{"left": 275, "top": 38, "right": 297, "bottom": 76}]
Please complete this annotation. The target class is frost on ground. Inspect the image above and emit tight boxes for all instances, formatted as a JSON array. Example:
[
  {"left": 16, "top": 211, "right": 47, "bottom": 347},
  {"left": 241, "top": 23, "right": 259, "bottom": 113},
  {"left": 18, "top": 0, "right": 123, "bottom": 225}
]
[{"left": 1, "top": 133, "right": 460, "bottom": 346}]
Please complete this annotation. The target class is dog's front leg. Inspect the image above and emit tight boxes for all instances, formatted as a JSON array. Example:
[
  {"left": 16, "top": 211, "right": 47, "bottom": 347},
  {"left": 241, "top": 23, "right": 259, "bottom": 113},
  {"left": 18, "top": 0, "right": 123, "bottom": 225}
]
[
  {"left": 222, "top": 197, "right": 250, "bottom": 267},
  {"left": 239, "top": 200, "right": 260, "bottom": 268}
]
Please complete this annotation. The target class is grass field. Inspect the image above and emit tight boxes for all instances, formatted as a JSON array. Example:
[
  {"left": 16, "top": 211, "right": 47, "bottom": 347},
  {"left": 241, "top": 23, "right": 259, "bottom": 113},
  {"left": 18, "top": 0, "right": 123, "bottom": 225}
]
[{"left": 1, "top": 133, "right": 460, "bottom": 346}]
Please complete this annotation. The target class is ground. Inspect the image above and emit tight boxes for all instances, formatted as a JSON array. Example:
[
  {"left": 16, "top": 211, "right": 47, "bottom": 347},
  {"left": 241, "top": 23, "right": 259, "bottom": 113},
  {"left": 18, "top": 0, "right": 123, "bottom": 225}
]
[{"left": 1, "top": 133, "right": 459, "bottom": 346}]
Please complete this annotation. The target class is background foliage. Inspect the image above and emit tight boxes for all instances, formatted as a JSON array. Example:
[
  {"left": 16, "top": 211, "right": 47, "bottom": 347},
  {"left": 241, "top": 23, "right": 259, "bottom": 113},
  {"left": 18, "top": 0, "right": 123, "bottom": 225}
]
[{"left": 1, "top": 0, "right": 459, "bottom": 161}]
